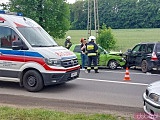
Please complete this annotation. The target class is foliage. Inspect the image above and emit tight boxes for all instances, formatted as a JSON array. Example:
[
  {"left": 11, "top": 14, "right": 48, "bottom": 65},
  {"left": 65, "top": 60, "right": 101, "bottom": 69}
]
[
  {"left": 70, "top": 1, "right": 88, "bottom": 30},
  {"left": 97, "top": 24, "right": 116, "bottom": 51},
  {"left": 69, "top": 0, "right": 160, "bottom": 29},
  {"left": 8, "top": 0, "right": 70, "bottom": 39}
]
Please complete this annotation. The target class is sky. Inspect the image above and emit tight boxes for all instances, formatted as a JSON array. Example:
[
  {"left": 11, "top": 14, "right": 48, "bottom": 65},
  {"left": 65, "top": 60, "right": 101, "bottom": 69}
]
[
  {"left": 0, "top": 0, "right": 9, "bottom": 4},
  {"left": 0, "top": 0, "right": 76, "bottom": 4},
  {"left": 67, "top": 0, "right": 76, "bottom": 4}
]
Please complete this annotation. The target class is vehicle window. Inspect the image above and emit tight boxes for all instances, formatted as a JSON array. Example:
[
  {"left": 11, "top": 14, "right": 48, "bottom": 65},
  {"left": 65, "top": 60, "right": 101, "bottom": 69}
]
[
  {"left": 147, "top": 44, "right": 154, "bottom": 53},
  {"left": 156, "top": 44, "right": 160, "bottom": 53},
  {"left": 98, "top": 46, "right": 103, "bottom": 53},
  {"left": 73, "top": 45, "right": 81, "bottom": 53},
  {"left": 139, "top": 44, "right": 146, "bottom": 52},
  {"left": 98, "top": 46, "right": 108, "bottom": 54},
  {"left": 132, "top": 44, "right": 141, "bottom": 52},
  {"left": 17, "top": 27, "right": 57, "bottom": 47},
  {"left": 0, "top": 26, "right": 19, "bottom": 49}
]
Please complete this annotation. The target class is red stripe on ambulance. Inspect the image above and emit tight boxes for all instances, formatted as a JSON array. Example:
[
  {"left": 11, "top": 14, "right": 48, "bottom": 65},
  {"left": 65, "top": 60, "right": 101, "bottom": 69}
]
[
  {"left": 0, "top": 55, "right": 79, "bottom": 72},
  {"left": 0, "top": 17, "right": 6, "bottom": 21}
]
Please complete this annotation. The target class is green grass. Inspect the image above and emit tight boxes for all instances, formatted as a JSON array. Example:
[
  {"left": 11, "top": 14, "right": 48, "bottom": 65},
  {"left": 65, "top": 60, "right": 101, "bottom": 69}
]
[
  {"left": 0, "top": 106, "right": 129, "bottom": 120},
  {"left": 56, "top": 28, "right": 160, "bottom": 52}
]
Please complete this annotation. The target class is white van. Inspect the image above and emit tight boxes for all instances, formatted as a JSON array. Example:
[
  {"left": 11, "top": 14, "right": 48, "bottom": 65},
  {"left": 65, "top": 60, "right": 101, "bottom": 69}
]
[{"left": 0, "top": 10, "right": 80, "bottom": 92}]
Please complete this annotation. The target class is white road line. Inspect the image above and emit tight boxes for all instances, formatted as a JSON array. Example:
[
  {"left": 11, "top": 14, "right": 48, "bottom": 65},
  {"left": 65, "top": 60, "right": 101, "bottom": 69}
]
[
  {"left": 78, "top": 78, "right": 148, "bottom": 86},
  {"left": 98, "top": 70, "right": 160, "bottom": 76}
]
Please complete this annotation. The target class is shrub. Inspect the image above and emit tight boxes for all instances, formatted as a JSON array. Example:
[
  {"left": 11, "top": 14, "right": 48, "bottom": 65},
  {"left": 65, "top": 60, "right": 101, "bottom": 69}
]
[{"left": 97, "top": 24, "right": 117, "bottom": 51}]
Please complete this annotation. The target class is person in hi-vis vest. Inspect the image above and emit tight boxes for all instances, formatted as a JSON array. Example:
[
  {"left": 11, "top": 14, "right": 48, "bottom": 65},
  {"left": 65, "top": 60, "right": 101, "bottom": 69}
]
[{"left": 86, "top": 36, "right": 99, "bottom": 73}]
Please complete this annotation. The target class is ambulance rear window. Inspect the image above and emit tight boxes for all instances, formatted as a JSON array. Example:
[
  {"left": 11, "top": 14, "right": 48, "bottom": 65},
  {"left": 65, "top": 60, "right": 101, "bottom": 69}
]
[{"left": 17, "top": 27, "right": 57, "bottom": 47}]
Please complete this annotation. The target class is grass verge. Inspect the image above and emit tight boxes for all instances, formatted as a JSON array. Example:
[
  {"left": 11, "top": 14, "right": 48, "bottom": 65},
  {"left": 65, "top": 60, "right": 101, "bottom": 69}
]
[
  {"left": 0, "top": 106, "right": 131, "bottom": 120},
  {"left": 56, "top": 29, "right": 160, "bottom": 52}
]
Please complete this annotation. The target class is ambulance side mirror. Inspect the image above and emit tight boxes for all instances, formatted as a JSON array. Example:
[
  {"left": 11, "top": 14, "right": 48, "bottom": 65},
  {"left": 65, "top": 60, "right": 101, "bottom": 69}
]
[
  {"left": 12, "top": 40, "right": 22, "bottom": 50},
  {"left": 12, "top": 40, "right": 28, "bottom": 50},
  {"left": 12, "top": 39, "right": 28, "bottom": 50}
]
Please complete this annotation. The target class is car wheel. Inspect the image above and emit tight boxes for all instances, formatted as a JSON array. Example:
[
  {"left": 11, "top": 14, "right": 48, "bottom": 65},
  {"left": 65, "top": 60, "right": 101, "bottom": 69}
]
[
  {"left": 108, "top": 60, "right": 118, "bottom": 70},
  {"left": 141, "top": 60, "right": 148, "bottom": 73},
  {"left": 23, "top": 70, "right": 44, "bottom": 92}
]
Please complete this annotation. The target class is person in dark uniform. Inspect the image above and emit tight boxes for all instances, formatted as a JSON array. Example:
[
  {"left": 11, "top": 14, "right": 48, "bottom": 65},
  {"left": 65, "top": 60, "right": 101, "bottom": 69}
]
[
  {"left": 64, "top": 36, "right": 72, "bottom": 49},
  {"left": 86, "top": 36, "right": 99, "bottom": 73}
]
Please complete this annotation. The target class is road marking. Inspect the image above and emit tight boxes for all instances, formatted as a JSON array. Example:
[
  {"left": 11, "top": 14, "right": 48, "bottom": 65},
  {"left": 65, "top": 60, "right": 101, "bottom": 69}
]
[
  {"left": 78, "top": 78, "right": 148, "bottom": 86},
  {"left": 96, "top": 70, "right": 160, "bottom": 76}
]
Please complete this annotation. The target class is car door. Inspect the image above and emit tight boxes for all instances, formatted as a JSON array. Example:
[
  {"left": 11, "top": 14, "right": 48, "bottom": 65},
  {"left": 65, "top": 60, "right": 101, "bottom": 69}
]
[
  {"left": 72, "top": 45, "right": 81, "bottom": 64},
  {"left": 127, "top": 44, "right": 146, "bottom": 66},
  {"left": 98, "top": 46, "right": 107, "bottom": 66},
  {"left": 134, "top": 44, "right": 147, "bottom": 66}
]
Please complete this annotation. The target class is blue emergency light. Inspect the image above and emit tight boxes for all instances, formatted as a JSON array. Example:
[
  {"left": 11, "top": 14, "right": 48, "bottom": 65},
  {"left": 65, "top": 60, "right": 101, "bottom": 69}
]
[
  {"left": 17, "top": 12, "right": 23, "bottom": 16},
  {"left": 0, "top": 10, "right": 5, "bottom": 14},
  {"left": 0, "top": 10, "right": 23, "bottom": 16}
]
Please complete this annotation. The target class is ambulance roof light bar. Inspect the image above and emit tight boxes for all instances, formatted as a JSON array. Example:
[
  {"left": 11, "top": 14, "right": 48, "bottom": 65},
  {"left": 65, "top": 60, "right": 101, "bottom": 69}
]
[{"left": 0, "top": 10, "right": 23, "bottom": 16}]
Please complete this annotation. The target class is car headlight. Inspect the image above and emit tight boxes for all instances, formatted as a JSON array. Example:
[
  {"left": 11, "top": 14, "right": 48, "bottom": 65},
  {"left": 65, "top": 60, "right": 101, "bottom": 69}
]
[
  {"left": 122, "top": 57, "right": 126, "bottom": 61},
  {"left": 149, "top": 93, "right": 160, "bottom": 103},
  {"left": 45, "top": 58, "right": 61, "bottom": 66}
]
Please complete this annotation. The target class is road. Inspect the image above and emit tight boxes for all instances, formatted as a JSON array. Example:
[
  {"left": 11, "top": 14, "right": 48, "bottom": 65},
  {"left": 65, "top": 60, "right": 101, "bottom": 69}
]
[{"left": 0, "top": 68, "right": 160, "bottom": 117}]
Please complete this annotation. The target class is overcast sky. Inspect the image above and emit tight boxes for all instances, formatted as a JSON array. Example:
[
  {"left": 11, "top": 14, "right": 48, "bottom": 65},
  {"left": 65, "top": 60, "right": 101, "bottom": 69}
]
[
  {"left": 67, "top": 0, "right": 76, "bottom": 4},
  {"left": 0, "top": 0, "right": 76, "bottom": 4}
]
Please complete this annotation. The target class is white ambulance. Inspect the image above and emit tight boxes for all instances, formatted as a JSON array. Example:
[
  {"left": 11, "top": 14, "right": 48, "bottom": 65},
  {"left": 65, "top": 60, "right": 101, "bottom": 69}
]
[{"left": 0, "top": 10, "right": 80, "bottom": 92}]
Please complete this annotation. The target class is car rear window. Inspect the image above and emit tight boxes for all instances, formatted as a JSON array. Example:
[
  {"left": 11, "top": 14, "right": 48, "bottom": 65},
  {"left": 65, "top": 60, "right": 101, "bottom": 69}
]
[
  {"left": 147, "top": 44, "right": 154, "bottom": 53},
  {"left": 73, "top": 45, "right": 81, "bottom": 53},
  {"left": 156, "top": 44, "right": 160, "bottom": 53}
]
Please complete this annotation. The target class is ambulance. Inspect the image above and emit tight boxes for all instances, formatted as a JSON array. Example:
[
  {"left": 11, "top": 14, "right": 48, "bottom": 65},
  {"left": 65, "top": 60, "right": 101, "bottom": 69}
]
[{"left": 0, "top": 10, "right": 80, "bottom": 92}]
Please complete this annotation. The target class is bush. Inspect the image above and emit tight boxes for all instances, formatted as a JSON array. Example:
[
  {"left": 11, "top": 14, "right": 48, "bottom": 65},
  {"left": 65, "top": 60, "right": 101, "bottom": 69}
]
[{"left": 97, "top": 24, "right": 117, "bottom": 51}]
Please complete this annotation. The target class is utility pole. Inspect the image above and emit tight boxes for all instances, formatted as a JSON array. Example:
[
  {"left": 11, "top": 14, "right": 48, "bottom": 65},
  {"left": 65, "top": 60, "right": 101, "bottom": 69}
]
[
  {"left": 94, "top": 0, "right": 99, "bottom": 37},
  {"left": 87, "top": 0, "right": 92, "bottom": 38},
  {"left": 87, "top": 0, "right": 99, "bottom": 38}
]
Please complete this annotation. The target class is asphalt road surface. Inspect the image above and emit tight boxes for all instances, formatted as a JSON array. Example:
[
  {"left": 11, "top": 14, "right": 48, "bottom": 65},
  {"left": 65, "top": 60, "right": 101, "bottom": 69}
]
[{"left": 0, "top": 68, "right": 160, "bottom": 118}]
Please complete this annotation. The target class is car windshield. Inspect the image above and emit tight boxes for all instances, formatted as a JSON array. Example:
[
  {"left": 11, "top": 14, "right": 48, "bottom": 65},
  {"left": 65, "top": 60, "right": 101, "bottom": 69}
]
[
  {"left": 98, "top": 46, "right": 108, "bottom": 53},
  {"left": 17, "top": 27, "right": 58, "bottom": 47}
]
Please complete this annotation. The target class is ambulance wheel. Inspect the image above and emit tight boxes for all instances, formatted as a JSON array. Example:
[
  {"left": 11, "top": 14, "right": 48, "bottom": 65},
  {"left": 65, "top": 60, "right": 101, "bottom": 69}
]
[{"left": 23, "top": 70, "right": 44, "bottom": 92}]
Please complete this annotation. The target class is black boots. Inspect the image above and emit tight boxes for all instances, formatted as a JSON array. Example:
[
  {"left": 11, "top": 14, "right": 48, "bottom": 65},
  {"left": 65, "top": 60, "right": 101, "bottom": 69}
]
[
  {"left": 86, "top": 69, "right": 99, "bottom": 73},
  {"left": 86, "top": 69, "right": 90, "bottom": 73},
  {"left": 95, "top": 69, "right": 99, "bottom": 73}
]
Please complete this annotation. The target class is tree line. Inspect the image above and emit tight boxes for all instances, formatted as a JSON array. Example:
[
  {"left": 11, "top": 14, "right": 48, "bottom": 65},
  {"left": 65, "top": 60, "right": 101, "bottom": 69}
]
[
  {"left": 1, "top": 0, "right": 160, "bottom": 39},
  {"left": 70, "top": 0, "right": 160, "bottom": 30},
  {"left": 0, "top": 0, "right": 70, "bottom": 39}
]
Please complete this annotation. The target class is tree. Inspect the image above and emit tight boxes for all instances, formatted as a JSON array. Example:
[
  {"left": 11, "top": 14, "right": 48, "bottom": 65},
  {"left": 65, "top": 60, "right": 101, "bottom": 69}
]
[
  {"left": 70, "top": 1, "right": 88, "bottom": 30},
  {"left": 69, "top": 0, "right": 160, "bottom": 29},
  {"left": 9, "top": 0, "right": 70, "bottom": 39},
  {"left": 97, "top": 24, "right": 116, "bottom": 51}
]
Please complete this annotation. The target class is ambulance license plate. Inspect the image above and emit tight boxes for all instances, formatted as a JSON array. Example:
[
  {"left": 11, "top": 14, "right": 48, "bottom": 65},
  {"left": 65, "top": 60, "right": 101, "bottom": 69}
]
[{"left": 71, "top": 72, "right": 77, "bottom": 77}]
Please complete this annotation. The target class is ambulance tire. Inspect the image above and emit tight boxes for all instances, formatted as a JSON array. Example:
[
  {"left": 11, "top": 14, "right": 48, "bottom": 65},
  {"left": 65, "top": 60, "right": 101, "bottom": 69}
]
[{"left": 23, "top": 70, "right": 44, "bottom": 92}]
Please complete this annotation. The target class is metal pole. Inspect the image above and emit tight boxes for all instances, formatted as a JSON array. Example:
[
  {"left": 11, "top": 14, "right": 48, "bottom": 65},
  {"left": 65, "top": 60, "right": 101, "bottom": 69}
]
[
  {"left": 87, "top": 0, "right": 92, "bottom": 38},
  {"left": 94, "top": 0, "right": 96, "bottom": 37},
  {"left": 96, "top": 0, "right": 99, "bottom": 36},
  {"left": 94, "top": 0, "right": 99, "bottom": 37}
]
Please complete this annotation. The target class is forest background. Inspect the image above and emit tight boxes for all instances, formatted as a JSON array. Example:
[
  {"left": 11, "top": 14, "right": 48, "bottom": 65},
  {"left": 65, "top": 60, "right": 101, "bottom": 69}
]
[{"left": 1, "top": 0, "right": 160, "bottom": 51}]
